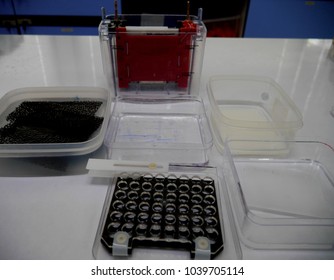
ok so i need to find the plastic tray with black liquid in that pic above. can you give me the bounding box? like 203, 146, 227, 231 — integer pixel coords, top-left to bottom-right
101, 173, 224, 259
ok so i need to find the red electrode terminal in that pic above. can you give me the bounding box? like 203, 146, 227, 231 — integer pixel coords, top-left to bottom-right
181, 0, 197, 32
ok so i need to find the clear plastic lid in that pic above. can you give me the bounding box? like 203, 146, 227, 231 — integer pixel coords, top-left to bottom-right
222, 140, 334, 259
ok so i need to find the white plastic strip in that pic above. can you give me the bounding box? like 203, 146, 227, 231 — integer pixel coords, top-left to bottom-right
125, 26, 179, 33
86, 159, 169, 177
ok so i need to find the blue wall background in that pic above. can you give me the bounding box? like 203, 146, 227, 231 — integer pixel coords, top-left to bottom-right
244, 0, 334, 38
0, 0, 121, 35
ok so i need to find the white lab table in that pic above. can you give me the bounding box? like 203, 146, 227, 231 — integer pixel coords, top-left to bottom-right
0, 35, 333, 259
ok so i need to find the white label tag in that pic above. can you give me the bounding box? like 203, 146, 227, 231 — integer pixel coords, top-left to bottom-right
86, 159, 169, 177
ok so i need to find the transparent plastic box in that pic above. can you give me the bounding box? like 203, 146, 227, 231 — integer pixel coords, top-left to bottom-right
104, 95, 213, 165
207, 76, 303, 155
0, 87, 110, 157
99, 13, 206, 96
91, 165, 229, 260
222, 140, 334, 259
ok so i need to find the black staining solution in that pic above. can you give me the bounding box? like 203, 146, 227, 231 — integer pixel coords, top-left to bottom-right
0, 101, 103, 144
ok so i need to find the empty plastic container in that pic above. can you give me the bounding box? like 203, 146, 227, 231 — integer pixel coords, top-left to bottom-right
104, 95, 213, 165
207, 75, 303, 154
222, 140, 334, 259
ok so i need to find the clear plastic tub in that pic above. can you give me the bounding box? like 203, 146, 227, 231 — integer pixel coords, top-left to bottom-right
207, 76, 303, 155
104, 95, 213, 165
92, 165, 228, 260
99, 13, 206, 96
0, 87, 110, 157
222, 140, 334, 259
